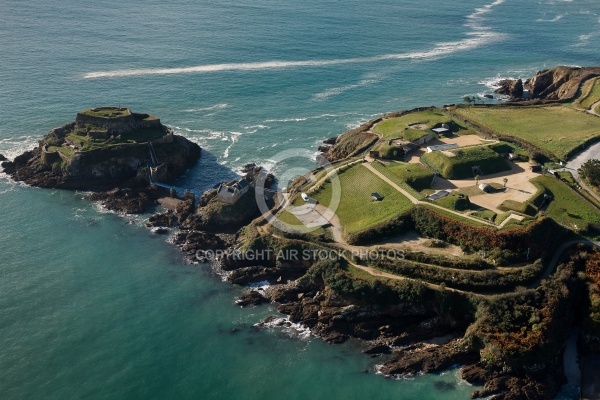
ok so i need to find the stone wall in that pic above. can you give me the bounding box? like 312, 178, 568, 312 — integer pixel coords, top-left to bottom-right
75, 109, 163, 135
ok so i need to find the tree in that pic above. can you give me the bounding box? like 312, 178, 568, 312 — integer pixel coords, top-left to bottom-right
475, 175, 480, 185
503, 177, 508, 187
579, 159, 600, 187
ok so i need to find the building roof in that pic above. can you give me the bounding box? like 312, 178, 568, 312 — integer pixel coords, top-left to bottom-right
426, 143, 459, 152
371, 192, 384, 201
431, 127, 450, 134
428, 190, 449, 200
236, 179, 250, 189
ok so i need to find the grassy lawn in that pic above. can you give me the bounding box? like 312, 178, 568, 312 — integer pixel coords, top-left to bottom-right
371, 161, 434, 192
421, 146, 510, 179
453, 105, 600, 159
311, 164, 415, 235
575, 77, 600, 110
79, 107, 130, 118
372, 109, 478, 140
434, 192, 480, 211
531, 175, 600, 231
65, 127, 166, 152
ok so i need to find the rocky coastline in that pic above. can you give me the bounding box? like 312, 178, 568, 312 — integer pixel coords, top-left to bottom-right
4, 68, 600, 400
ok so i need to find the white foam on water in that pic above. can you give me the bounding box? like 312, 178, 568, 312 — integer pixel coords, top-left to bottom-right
313, 78, 379, 101
254, 316, 312, 340
83, 0, 506, 80
183, 103, 229, 112
536, 14, 564, 22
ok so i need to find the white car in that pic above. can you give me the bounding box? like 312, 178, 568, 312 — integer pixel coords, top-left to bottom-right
301, 193, 310, 202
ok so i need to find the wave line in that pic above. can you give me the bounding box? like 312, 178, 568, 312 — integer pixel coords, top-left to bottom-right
83, 0, 506, 80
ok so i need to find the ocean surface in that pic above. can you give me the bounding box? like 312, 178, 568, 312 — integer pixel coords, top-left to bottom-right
1, 1, 599, 398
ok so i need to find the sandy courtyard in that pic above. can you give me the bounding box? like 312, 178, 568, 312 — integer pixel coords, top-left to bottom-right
431, 161, 540, 213
406, 135, 494, 164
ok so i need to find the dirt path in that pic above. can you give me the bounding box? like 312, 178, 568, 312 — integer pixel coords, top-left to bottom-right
363, 162, 496, 227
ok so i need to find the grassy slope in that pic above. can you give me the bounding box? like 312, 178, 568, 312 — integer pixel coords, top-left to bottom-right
311, 164, 414, 235
531, 175, 600, 230
576, 77, 600, 109
453, 105, 600, 160
421, 146, 510, 179
371, 161, 434, 191
372, 109, 478, 140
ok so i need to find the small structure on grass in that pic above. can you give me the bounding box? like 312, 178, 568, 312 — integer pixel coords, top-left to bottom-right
530, 165, 543, 173
479, 183, 494, 193
428, 190, 450, 200
426, 143, 459, 152
371, 192, 384, 201
431, 126, 451, 136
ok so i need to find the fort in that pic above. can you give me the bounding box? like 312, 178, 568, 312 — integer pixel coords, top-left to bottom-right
3, 107, 200, 190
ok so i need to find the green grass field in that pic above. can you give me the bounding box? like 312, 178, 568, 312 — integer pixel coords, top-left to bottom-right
434, 192, 479, 211
311, 164, 415, 235
531, 175, 600, 231
372, 109, 478, 140
421, 146, 510, 179
453, 105, 600, 159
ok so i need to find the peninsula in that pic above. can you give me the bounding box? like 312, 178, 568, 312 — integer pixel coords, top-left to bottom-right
4, 67, 600, 400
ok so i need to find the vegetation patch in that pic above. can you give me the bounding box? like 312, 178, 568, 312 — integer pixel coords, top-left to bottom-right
453, 105, 600, 160
575, 77, 600, 110
410, 206, 564, 262
371, 161, 434, 191
372, 109, 478, 139
434, 192, 478, 212
310, 164, 414, 237
421, 146, 510, 179
531, 175, 600, 232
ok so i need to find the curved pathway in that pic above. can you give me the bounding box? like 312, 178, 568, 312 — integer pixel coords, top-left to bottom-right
362, 162, 497, 227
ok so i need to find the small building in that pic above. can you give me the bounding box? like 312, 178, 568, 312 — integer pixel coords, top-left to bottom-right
479, 183, 494, 193
217, 178, 250, 204
412, 133, 435, 146
371, 192, 384, 201
401, 143, 420, 154
426, 143, 459, 153
431, 127, 451, 136
530, 165, 543, 173
428, 190, 449, 200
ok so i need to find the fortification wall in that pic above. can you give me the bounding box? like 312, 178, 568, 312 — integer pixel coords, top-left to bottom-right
75, 110, 163, 135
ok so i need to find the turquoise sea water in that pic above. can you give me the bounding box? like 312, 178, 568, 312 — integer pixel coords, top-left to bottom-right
1, 1, 599, 398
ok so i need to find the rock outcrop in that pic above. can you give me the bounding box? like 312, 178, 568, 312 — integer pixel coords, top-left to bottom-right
2, 107, 201, 191
495, 66, 600, 102
495, 79, 523, 98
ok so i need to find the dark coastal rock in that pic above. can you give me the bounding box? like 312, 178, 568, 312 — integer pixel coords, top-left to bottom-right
175, 198, 195, 223
483, 94, 494, 99
0, 154, 6, 162
322, 136, 338, 145
318, 145, 331, 153
377, 340, 478, 377
235, 290, 269, 307
363, 344, 392, 355
86, 187, 155, 214
147, 211, 179, 228
495, 79, 524, 98
173, 230, 226, 253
